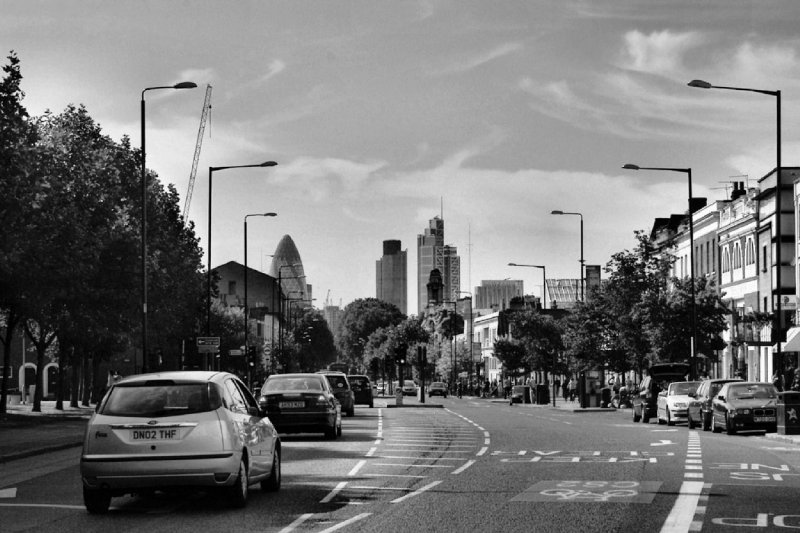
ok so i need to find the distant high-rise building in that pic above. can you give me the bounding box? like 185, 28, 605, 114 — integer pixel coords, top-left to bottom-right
269, 235, 311, 303
376, 240, 407, 314
475, 280, 524, 310
417, 216, 460, 313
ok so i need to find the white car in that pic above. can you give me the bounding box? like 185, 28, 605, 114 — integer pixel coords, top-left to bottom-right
401, 381, 418, 396
657, 380, 701, 426
80, 371, 281, 513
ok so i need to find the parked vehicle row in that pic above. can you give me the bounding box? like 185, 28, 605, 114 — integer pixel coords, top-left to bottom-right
631, 366, 779, 435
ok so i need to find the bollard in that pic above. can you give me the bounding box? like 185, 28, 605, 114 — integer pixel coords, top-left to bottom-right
395, 387, 403, 407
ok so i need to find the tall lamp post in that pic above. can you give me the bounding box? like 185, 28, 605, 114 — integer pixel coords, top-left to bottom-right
443, 300, 458, 389
689, 79, 783, 375
206, 161, 278, 337
140, 81, 197, 372
508, 263, 547, 309
623, 164, 697, 380
509, 263, 555, 406
550, 211, 584, 302
457, 291, 474, 390
244, 212, 277, 387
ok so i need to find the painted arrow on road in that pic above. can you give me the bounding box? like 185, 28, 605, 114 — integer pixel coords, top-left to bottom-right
0, 488, 17, 498
650, 440, 674, 446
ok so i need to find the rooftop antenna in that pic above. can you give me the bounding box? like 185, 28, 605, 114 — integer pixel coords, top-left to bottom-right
730, 174, 749, 188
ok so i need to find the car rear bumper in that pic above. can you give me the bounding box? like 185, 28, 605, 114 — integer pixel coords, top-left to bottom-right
80, 452, 240, 490
268, 412, 336, 433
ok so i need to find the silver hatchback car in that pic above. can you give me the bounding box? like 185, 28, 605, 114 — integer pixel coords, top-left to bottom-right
80, 371, 281, 513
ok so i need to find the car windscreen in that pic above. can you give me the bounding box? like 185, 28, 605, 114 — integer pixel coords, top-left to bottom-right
325, 375, 349, 390
100, 381, 220, 417
727, 384, 777, 400
263, 377, 324, 393
669, 382, 699, 396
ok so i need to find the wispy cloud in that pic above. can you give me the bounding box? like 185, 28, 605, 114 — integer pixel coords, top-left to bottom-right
617, 29, 701, 75
258, 59, 286, 84
439, 42, 523, 75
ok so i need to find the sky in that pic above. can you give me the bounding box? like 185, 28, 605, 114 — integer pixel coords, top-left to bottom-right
4, 0, 800, 313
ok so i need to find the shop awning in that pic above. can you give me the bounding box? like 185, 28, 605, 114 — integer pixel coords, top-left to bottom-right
781, 327, 800, 352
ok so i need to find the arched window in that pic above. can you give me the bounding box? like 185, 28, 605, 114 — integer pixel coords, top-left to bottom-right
722, 247, 731, 273
733, 242, 742, 269
745, 238, 756, 265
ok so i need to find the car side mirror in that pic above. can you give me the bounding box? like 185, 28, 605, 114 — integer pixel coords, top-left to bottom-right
717, 395, 725, 401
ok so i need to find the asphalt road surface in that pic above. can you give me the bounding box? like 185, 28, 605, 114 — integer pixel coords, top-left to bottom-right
2, 398, 799, 532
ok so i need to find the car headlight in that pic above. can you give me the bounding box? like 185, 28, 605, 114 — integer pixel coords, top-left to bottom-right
738, 408, 750, 415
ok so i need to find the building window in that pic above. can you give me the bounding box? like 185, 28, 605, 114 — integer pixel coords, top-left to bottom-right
228, 281, 236, 295
762, 245, 768, 273
722, 247, 730, 273
745, 238, 756, 265
733, 242, 742, 269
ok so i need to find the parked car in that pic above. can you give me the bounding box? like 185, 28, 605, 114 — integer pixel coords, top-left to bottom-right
633, 363, 690, 423
317, 371, 355, 416
510, 385, 527, 404
401, 381, 418, 396
428, 382, 448, 397
687, 378, 743, 430
258, 373, 342, 438
657, 380, 700, 426
711, 381, 779, 435
80, 371, 281, 514
347, 374, 374, 408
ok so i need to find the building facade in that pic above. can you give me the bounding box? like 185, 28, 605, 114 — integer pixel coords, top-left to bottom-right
474, 280, 523, 310
376, 239, 407, 314
417, 216, 461, 313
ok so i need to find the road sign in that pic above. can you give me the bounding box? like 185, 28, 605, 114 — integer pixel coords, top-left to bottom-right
197, 337, 220, 354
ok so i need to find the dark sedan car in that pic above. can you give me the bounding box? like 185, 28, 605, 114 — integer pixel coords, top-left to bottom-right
258, 373, 341, 439
711, 381, 779, 435
316, 371, 355, 417
687, 378, 742, 430
347, 375, 374, 408
428, 382, 448, 398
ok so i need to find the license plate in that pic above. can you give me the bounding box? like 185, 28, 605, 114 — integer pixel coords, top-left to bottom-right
754, 416, 775, 423
130, 428, 179, 441
279, 401, 304, 409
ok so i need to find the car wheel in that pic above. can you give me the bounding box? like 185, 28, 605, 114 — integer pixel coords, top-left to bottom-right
712, 414, 722, 433
226, 458, 249, 508
325, 422, 337, 439
368, 401, 373, 408
642, 411, 650, 424
667, 411, 675, 426
83, 486, 111, 514
726, 415, 736, 435
702, 412, 711, 432
261, 447, 281, 492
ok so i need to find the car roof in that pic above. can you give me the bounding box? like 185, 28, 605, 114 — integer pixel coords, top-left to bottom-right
117, 371, 231, 385
316, 371, 347, 376
647, 363, 690, 377
347, 374, 369, 379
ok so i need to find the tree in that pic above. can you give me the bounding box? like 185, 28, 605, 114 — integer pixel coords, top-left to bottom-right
0, 52, 39, 412
291, 307, 336, 372
337, 298, 404, 369
504, 309, 563, 379
493, 338, 529, 378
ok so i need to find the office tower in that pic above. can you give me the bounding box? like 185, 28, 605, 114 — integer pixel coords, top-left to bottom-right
376, 240, 407, 315
417, 216, 461, 313
475, 280, 524, 310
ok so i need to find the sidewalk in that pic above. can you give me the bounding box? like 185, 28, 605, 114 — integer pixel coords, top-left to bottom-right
1, 400, 93, 462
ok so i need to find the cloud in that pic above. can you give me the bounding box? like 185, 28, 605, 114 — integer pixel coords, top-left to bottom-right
438, 42, 523, 75
617, 29, 701, 75
258, 59, 286, 84
177, 68, 215, 86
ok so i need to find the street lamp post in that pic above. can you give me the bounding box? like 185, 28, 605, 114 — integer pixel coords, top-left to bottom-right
457, 291, 473, 391
206, 161, 278, 338
550, 211, 584, 302
244, 212, 277, 387
443, 300, 458, 390
140, 81, 196, 373
623, 164, 697, 380
689, 79, 783, 375
508, 263, 555, 406
508, 263, 547, 309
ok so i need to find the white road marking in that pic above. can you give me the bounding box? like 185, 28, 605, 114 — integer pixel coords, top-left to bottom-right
320, 481, 348, 503
348, 460, 366, 476
0, 503, 85, 510
651, 440, 674, 446
390, 480, 442, 503
318, 513, 371, 533
452, 460, 475, 474
477, 446, 488, 456
0, 488, 17, 498
660, 481, 705, 533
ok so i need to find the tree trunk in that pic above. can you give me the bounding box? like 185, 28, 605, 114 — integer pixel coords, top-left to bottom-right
81, 351, 91, 406
0, 309, 21, 415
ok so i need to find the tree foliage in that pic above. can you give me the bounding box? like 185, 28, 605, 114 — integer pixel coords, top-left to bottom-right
336, 298, 405, 369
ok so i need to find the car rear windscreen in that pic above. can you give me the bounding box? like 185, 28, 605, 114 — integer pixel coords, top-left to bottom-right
263, 377, 324, 392
100, 382, 219, 417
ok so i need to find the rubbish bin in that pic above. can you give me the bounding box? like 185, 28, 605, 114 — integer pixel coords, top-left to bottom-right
521, 385, 532, 404
535, 384, 549, 405
777, 391, 800, 435
601, 387, 612, 408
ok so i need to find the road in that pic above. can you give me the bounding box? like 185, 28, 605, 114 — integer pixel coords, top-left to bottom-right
2, 397, 799, 532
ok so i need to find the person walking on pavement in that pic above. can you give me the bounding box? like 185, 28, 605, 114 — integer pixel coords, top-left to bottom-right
457, 381, 463, 399
568, 377, 577, 402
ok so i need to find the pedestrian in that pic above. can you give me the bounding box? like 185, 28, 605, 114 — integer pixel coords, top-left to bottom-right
772, 370, 784, 392
457, 381, 463, 399
568, 377, 577, 402
562, 380, 569, 402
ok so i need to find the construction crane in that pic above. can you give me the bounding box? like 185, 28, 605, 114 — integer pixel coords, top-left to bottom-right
182, 84, 212, 220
